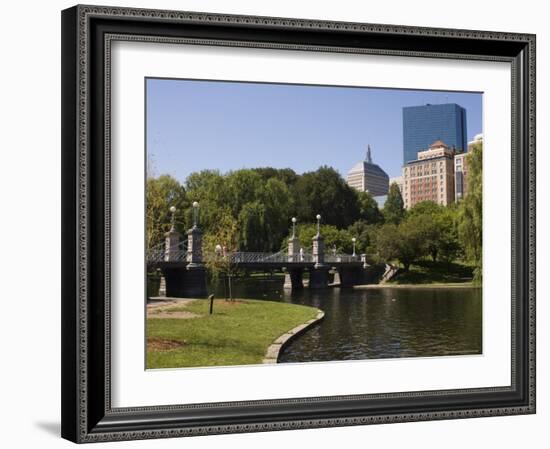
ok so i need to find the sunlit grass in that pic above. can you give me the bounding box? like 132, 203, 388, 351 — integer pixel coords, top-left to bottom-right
147, 299, 318, 369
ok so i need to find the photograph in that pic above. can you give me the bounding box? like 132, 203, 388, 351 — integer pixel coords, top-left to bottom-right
58, 3, 536, 443
145, 78, 483, 369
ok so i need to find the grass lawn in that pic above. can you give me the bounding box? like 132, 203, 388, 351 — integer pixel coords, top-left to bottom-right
388, 260, 475, 285
147, 299, 319, 369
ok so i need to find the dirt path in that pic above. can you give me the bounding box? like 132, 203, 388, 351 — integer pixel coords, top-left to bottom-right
147, 298, 199, 319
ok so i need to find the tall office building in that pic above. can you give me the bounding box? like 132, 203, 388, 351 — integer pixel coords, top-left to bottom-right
454, 152, 468, 202
402, 103, 467, 164
402, 140, 456, 209
346, 145, 389, 197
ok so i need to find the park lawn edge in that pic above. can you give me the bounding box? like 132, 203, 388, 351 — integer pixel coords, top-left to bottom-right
146, 298, 321, 369
262, 310, 325, 364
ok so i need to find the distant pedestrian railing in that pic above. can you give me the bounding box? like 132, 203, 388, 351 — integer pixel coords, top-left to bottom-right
222, 251, 290, 264
325, 253, 360, 263
146, 240, 188, 262
147, 246, 370, 265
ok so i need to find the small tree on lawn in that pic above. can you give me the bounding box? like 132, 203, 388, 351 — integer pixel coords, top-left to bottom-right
203, 211, 240, 301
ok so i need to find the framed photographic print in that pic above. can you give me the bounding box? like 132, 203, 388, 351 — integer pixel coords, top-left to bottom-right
61, 4, 536, 443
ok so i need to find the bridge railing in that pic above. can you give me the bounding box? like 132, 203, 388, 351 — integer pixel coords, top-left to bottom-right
146, 240, 188, 262
147, 247, 372, 265
285, 252, 314, 263
226, 251, 292, 264
202, 251, 315, 264
325, 253, 361, 263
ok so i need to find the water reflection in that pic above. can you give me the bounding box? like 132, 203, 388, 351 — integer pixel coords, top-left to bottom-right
210, 277, 482, 363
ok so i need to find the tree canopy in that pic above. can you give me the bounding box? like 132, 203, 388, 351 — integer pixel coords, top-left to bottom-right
383, 182, 405, 224
146, 154, 481, 280
292, 166, 360, 228
146, 175, 189, 248
458, 142, 483, 281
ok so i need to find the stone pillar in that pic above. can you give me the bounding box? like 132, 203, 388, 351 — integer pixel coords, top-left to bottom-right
158, 275, 167, 297
184, 225, 207, 297
283, 268, 304, 290
331, 269, 341, 286
164, 228, 181, 261
312, 233, 325, 268
186, 226, 203, 267
287, 236, 301, 263
310, 227, 329, 288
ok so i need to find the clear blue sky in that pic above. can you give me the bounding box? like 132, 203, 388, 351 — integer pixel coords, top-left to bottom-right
146, 78, 482, 181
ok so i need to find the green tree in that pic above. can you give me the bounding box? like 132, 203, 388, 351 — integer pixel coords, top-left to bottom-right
146, 175, 188, 249
184, 170, 229, 232
383, 182, 405, 224
290, 223, 353, 254
408, 201, 444, 262
375, 219, 428, 271
258, 178, 294, 251
408, 200, 441, 218
434, 206, 462, 263
347, 220, 378, 254
357, 191, 384, 224
238, 201, 267, 251
458, 143, 483, 282
403, 201, 462, 263
225, 169, 264, 217
203, 211, 240, 300
292, 166, 360, 228
374, 223, 400, 263
252, 167, 299, 186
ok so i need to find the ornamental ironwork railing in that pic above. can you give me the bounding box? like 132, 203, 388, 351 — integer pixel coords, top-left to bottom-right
146, 240, 188, 262
147, 246, 370, 265
325, 253, 361, 263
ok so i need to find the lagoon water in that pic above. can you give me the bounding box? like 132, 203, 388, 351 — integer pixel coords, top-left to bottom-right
213, 277, 482, 363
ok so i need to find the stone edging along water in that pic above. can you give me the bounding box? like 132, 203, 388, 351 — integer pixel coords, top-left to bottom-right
262, 310, 325, 364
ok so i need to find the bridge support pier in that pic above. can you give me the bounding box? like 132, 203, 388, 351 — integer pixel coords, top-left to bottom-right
182, 266, 208, 298
339, 267, 364, 287
330, 269, 341, 287
283, 268, 303, 290
162, 267, 186, 298
160, 266, 208, 298
309, 267, 329, 289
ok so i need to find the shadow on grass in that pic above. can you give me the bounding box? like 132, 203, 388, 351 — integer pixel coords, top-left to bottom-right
391, 260, 474, 284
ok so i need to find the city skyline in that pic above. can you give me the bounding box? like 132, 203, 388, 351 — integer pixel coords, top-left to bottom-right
146, 78, 482, 182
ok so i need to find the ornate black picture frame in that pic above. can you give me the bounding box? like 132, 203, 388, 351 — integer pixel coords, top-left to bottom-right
61, 4, 536, 443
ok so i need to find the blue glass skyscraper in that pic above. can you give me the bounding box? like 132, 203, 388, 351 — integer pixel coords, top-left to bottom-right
402, 103, 467, 164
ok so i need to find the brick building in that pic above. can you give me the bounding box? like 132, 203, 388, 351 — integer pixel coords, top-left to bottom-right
402, 140, 456, 209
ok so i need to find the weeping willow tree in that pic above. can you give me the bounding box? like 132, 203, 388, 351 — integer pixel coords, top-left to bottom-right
458, 142, 483, 283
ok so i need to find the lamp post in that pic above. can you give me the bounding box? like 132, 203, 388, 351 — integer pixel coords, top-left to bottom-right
214, 244, 226, 300
352, 237, 357, 257
192, 201, 199, 228
316, 214, 321, 235
291, 217, 297, 238
169, 205, 177, 231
